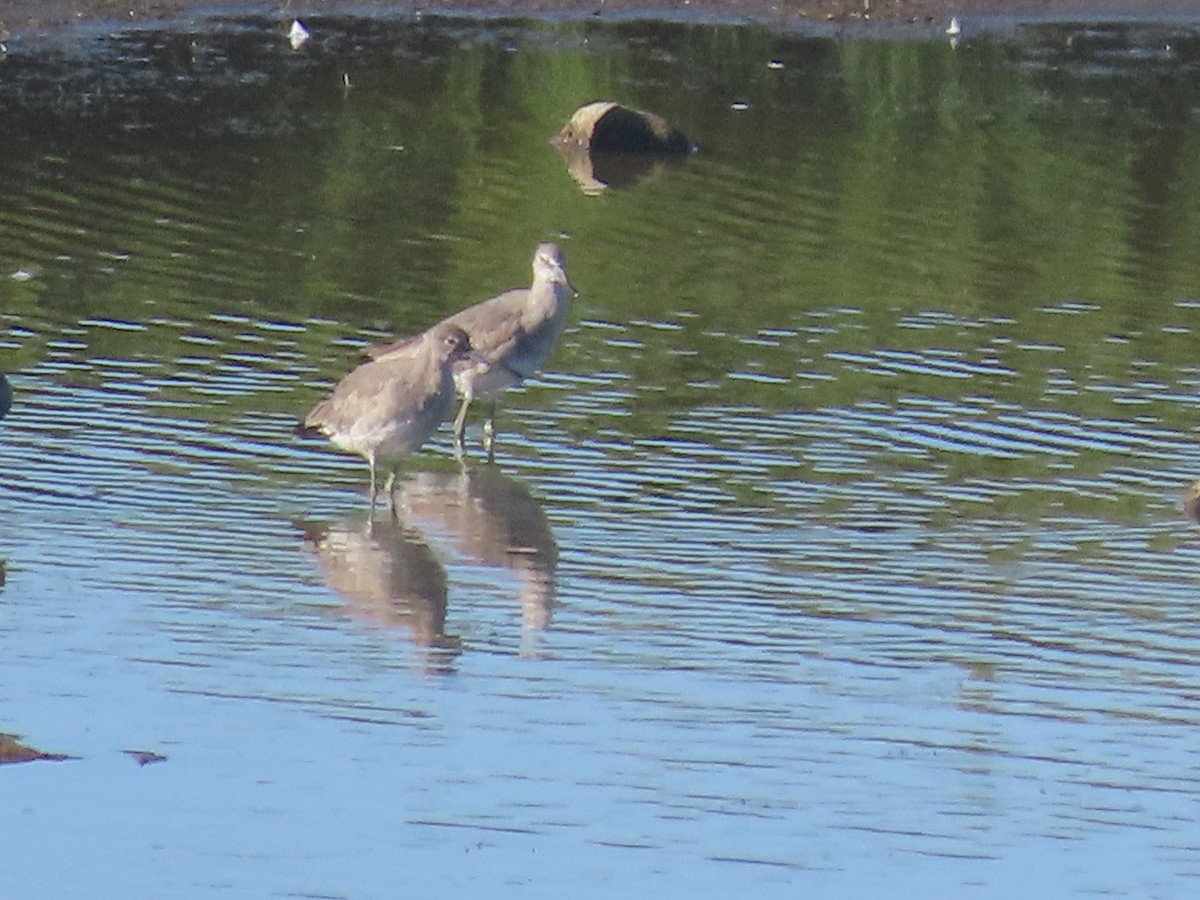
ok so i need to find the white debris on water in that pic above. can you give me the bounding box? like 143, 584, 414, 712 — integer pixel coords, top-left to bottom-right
288, 19, 310, 51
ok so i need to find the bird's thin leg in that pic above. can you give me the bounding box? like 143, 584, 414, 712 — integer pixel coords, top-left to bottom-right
483, 400, 498, 463
388, 472, 403, 521
368, 452, 378, 510
452, 392, 473, 454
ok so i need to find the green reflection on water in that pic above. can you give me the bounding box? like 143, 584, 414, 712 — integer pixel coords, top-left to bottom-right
1, 15, 1198, 468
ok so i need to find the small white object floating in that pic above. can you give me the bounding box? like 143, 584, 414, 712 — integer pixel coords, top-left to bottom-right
946, 17, 962, 38
288, 19, 310, 51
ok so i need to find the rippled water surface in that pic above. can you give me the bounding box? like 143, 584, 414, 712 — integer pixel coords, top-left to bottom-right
3, 11, 1200, 898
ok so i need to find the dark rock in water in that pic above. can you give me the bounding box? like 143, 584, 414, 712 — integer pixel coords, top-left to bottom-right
552, 102, 692, 194
124, 749, 168, 766
0, 732, 69, 765
552, 101, 691, 155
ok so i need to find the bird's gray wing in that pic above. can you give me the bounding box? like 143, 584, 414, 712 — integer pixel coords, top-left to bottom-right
305, 345, 440, 436
364, 331, 420, 361
449, 289, 531, 360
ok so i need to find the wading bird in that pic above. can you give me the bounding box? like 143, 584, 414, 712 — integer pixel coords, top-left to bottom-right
300, 322, 477, 505
368, 243, 578, 460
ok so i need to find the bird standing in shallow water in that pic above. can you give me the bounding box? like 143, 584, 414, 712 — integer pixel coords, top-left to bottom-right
300, 321, 477, 506
0, 373, 10, 420
369, 243, 578, 461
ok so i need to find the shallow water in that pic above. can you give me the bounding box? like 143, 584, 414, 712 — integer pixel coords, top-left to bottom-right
2, 11, 1200, 898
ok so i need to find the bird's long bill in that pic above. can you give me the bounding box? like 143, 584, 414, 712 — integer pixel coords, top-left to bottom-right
546, 253, 579, 298
463, 348, 491, 370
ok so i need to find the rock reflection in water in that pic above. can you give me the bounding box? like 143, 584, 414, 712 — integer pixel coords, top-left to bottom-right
553, 143, 690, 195
296, 514, 460, 661
400, 467, 557, 654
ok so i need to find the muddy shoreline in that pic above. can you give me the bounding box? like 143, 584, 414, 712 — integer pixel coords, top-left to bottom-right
2, 0, 1199, 38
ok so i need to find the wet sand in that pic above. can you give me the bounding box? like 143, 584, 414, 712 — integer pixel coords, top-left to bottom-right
2, 0, 1198, 37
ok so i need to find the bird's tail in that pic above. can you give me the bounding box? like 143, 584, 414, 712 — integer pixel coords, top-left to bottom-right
294, 421, 326, 439
296, 396, 336, 439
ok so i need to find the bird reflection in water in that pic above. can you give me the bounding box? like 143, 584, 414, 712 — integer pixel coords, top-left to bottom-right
297, 467, 557, 660
296, 514, 461, 670
399, 466, 558, 657
1, 373, 10, 591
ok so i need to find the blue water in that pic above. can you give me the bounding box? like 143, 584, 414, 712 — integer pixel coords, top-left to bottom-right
3, 10, 1200, 899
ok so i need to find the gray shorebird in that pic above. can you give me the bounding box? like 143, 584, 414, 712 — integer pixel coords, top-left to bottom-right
368, 243, 578, 459
299, 321, 476, 504
0, 373, 10, 420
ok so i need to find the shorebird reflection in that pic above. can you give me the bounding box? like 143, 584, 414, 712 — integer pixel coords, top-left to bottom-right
296, 514, 459, 658
0, 372, 11, 420
399, 467, 557, 650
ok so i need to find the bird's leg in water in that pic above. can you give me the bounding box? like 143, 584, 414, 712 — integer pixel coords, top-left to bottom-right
483, 401, 498, 463
452, 392, 473, 456
367, 452, 379, 510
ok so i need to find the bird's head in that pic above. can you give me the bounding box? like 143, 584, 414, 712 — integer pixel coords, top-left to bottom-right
533, 242, 578, 298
